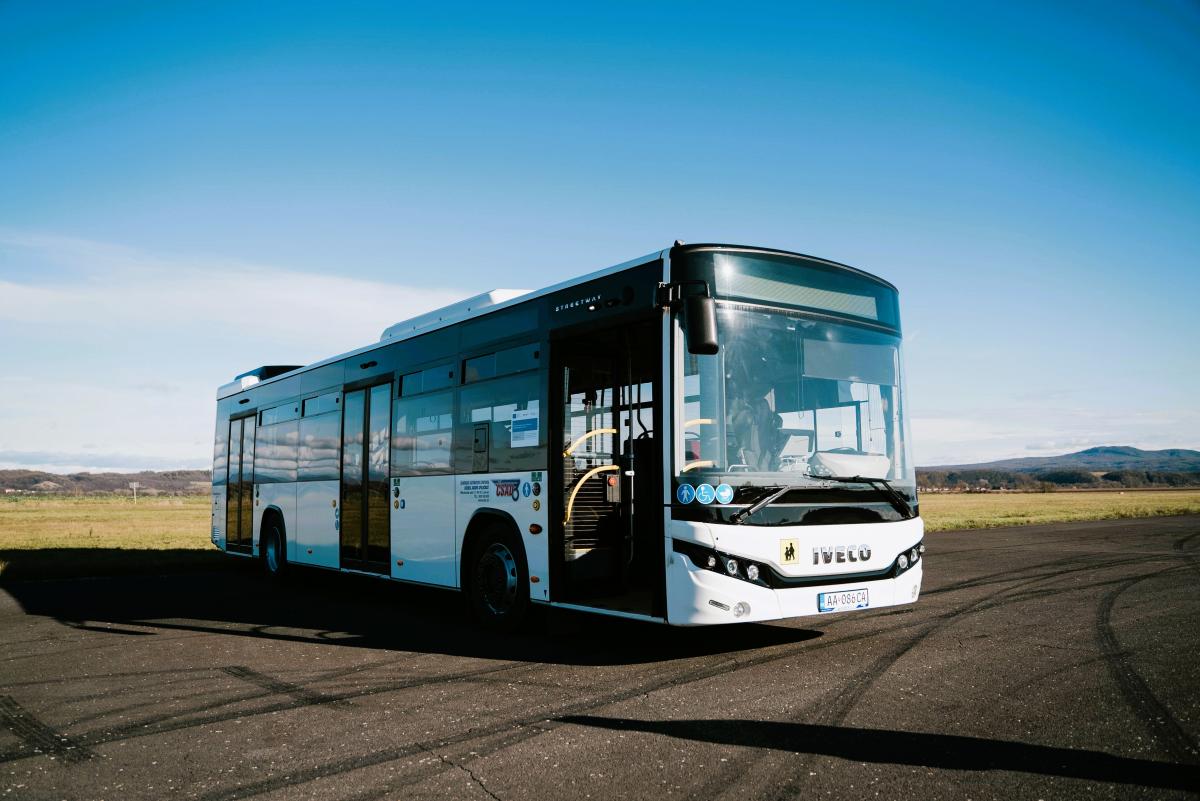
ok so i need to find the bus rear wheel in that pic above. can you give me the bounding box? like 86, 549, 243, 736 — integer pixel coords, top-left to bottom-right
262, 518, 288, 579
466, 527, 529, 631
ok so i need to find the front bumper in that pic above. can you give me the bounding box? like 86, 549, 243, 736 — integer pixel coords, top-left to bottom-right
664, 516, 925, 625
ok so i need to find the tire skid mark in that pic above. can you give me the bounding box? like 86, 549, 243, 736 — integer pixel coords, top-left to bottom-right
975, 564, 1187, 616
1175, 530, 1200, 549
3, 538, 1187, 795
0, 651, 421, 691
0, 695, 94, 765
1172, 530, 1200, 575
922, 551, 1156, 598
199, 552, 1143, 801
221, 665, 352, 710
927, 528, 1156, 556
0, 553, 1136, 771
5, 616, 831, 765
0, 628, 205, 664
805, 552, 1131, 639
345, 722, 562, 801
182, 626, 902, 800
10, 655, 448, 732
145, 558, 1105, 789
185, 645, 840, 801
0, 659, 533, 764
1096, 565, 1200, 763
711, 552, 1157, 800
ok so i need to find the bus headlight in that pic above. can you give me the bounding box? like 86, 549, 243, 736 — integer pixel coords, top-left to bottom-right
672, 541, 769, 587
893, 540, 924, 578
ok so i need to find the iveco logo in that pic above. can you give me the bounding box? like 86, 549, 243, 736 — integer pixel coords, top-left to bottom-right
813, 544, 872, 565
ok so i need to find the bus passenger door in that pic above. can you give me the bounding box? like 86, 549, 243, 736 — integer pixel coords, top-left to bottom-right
225, 417, 254, 554
341, 383, 392, 572
552, 319, 663, 617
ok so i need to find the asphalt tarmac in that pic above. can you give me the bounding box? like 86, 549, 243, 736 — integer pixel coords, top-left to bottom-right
1, 515, 1198, 800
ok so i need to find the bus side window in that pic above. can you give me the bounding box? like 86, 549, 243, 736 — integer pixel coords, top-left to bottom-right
391, 390, 454, 476
456, 372, 544, 475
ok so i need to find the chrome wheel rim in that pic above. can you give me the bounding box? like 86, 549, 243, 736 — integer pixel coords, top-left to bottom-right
477, 543, 518, 615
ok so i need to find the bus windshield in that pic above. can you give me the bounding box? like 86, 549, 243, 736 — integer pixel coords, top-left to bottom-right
677, 304, 915, 498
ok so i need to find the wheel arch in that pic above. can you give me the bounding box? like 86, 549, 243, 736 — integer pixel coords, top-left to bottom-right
460, 508, 523, 589
259, 505, 287, 553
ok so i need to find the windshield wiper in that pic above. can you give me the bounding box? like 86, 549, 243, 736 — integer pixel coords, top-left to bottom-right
730, 485, 799, 525
728, 477, 916, 524
818, 476, 916, 520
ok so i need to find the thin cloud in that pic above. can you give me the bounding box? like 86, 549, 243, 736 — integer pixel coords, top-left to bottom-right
0, 228, 467, 349
0, 449, 209, 472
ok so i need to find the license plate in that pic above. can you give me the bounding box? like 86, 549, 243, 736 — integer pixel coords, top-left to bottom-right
818, 588, 870, 613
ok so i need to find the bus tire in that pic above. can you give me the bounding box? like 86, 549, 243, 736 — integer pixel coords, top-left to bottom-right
465, 524, 529, 631
261, 514, 288, 579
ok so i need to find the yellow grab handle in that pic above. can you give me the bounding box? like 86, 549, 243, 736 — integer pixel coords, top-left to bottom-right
564, 464, 620, 522
563, 427, 617, 457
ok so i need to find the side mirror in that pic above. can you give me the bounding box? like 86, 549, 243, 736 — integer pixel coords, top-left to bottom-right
685, 294, 719, 355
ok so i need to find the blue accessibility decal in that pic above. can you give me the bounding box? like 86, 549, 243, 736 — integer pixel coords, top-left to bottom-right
714, 483, 734, 504
695, 483, 716, 504
676, 483, 696, 504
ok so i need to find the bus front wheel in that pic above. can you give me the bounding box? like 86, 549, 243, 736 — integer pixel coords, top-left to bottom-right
466, 526, 529, 631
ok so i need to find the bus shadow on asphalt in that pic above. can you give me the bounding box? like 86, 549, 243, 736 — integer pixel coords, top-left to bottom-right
0, 554, 822, 666
556, 716, 1200, 792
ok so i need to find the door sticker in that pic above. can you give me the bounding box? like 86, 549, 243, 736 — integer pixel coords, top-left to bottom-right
493, 479, 522, 503
511, 409, 539, 448
714, 483, 734, 504
695, 484, 716, 505
676, 484, 696, 504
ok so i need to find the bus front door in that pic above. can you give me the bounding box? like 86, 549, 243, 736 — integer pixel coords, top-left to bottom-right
553, 319, 664, 617
340, 383, 392, 572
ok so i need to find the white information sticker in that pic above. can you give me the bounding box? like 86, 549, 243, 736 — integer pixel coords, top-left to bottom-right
511, 409, 539, 448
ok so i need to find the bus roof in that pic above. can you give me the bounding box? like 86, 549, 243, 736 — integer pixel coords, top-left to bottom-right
217, 246, 668, 399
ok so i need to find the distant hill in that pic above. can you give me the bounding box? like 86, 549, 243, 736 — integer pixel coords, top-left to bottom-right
0, 469, 211, 495
922, 446, 1200, 473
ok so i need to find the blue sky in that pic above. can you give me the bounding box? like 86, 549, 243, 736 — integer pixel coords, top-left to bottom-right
1, 1, 1197, 471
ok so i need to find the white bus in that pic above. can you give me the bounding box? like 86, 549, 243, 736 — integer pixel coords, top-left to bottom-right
212, 243, 922, 628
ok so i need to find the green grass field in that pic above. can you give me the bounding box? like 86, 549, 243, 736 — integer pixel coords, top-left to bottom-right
0, 495, 219, 580
919, 489, 1200, 532
2, 490, 1199, 579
